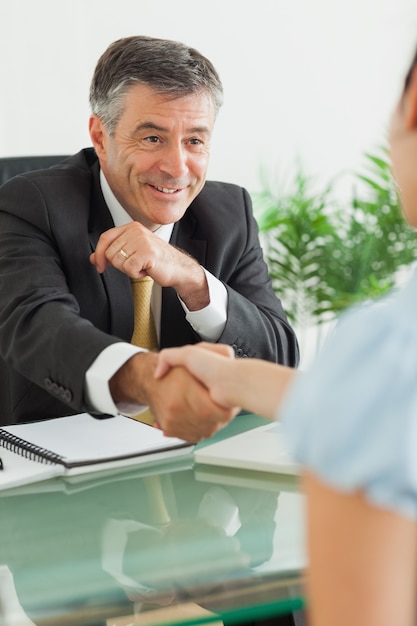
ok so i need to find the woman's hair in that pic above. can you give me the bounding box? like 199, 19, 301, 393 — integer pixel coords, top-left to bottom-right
89, 35, 224, 134
404, 45, 417, 91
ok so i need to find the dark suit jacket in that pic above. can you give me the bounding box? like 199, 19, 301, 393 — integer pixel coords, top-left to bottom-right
0, 148, 299, 424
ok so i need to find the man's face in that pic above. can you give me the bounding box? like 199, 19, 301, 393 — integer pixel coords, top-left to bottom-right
90, 83, 216, 231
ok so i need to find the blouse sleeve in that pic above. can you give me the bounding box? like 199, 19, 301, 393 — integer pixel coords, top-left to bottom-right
280, 280, 417, 519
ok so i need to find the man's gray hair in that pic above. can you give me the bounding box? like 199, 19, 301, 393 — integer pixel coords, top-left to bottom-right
89, 35, 224, 134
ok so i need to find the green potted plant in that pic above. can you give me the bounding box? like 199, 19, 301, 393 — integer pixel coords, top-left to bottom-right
253, 147, 417, 336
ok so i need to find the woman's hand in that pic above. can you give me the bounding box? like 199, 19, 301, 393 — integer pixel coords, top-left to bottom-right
154, 342, 241, 411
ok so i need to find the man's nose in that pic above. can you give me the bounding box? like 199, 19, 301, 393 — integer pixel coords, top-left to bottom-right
159, 144, 189, 178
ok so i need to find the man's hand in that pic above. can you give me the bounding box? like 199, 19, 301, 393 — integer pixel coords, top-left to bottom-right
109, 352, 238, 442
90, 223, 209, 311
155, 342, 240, 410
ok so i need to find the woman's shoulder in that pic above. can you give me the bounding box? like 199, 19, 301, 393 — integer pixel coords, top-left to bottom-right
281, 273, 417, 517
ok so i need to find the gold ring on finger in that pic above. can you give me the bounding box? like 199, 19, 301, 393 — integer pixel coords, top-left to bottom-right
119, 248, 130, 260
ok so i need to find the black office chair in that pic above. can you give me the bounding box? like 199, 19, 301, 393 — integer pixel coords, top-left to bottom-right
0, 155, 68, 186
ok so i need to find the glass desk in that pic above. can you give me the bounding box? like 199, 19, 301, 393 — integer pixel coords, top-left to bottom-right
0, 414, 306, 626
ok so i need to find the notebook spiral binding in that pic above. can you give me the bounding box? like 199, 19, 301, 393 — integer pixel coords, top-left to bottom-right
0, 430, 65, 465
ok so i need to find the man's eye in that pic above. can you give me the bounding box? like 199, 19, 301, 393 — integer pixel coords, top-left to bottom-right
189, 138, 203, 145
144, 136, 160, 143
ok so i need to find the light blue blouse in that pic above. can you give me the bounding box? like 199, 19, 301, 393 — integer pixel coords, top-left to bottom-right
281, 269, 417, 519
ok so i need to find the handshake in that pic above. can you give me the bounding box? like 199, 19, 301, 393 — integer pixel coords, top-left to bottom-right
153, 342, 241, 443
110, 341, 293, 444
151, 342, 293, 443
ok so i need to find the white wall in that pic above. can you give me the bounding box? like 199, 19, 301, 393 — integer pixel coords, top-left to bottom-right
1, 0, 416, 193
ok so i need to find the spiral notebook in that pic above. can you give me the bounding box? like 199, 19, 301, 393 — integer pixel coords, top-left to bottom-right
0, 413, 193, 491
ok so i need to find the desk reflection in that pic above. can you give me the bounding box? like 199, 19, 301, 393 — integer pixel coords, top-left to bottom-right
0, 457, 290, 625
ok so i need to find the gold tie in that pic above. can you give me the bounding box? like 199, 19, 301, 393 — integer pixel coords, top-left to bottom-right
130, 276, 158, 350
130, 276, 158, 425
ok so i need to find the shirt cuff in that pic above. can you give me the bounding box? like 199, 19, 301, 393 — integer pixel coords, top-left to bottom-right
179, 269, 227, 340
85, 343, 147, 416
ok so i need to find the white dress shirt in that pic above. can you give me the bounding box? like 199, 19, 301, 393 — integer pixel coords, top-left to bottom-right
85, 171, 228, 416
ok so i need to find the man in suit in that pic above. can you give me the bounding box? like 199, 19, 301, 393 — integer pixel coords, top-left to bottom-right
0, 35, 298, 436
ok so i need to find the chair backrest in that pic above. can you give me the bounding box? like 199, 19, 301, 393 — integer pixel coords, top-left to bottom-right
0, 155, 68, 186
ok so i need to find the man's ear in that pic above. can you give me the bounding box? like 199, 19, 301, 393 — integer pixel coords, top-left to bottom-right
89, 114, 107, 157
404, 65, 417, 129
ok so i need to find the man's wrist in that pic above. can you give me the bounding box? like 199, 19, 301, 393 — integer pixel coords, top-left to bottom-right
177, 263, 209, 311
109, 351, 158, 405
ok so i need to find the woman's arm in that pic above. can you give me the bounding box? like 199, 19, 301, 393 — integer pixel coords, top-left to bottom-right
303, 471, 417, 626
155, 342, 296, 419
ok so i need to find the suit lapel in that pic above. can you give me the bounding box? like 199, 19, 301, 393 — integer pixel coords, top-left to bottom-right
170, 210, 207, 265
88, 163, 134, 341
160, 212, 207, 348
